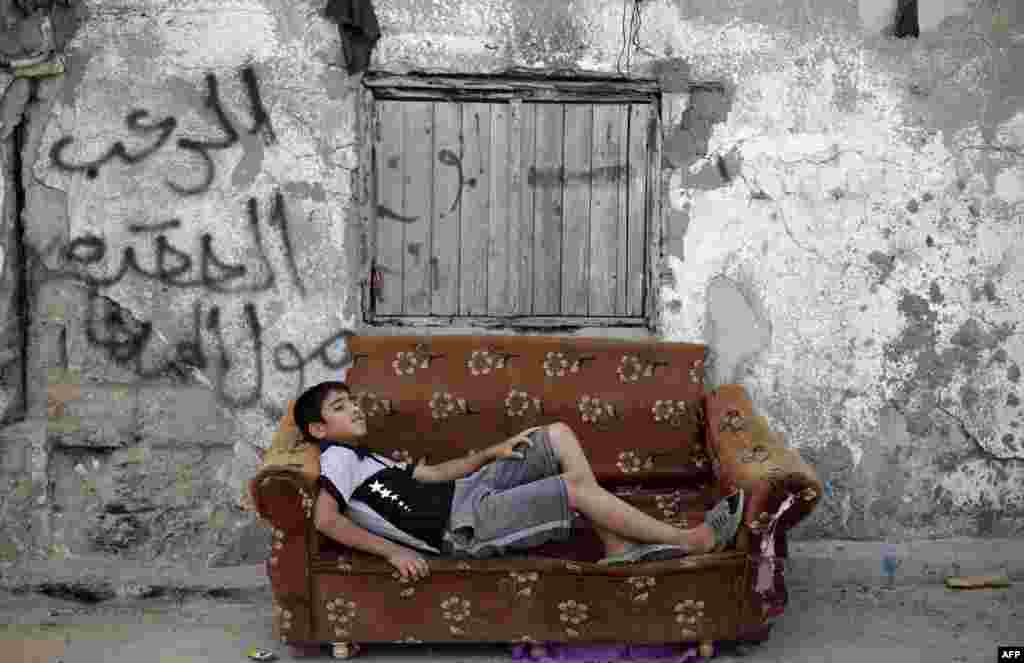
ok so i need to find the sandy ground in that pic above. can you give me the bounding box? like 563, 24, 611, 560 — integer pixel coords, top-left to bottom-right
1, 580, 1020, 663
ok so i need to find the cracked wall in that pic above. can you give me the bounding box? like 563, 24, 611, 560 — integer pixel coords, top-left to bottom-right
0, 0, 1022, 567
645, 0, 1024, 540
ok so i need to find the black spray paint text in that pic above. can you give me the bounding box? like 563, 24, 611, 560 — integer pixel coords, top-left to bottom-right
85, 291, 354, 410
63, 191, 306, 297
51, 66, 276, 195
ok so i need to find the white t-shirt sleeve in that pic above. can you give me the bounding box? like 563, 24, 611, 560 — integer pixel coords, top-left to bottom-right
319, 448, 360, 512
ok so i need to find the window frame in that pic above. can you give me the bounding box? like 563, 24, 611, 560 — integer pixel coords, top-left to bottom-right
357, 72, 664, 333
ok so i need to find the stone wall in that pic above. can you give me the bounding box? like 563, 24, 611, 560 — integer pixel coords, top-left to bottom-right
0, 0, 1021, 567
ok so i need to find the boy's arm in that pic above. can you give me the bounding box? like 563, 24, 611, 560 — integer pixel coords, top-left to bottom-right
314, 488, 408, 560
415, 449, 492, 483
416, 429, 541, 483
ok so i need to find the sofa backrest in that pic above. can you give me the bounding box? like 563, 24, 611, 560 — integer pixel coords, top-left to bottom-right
342, 334, 711, 488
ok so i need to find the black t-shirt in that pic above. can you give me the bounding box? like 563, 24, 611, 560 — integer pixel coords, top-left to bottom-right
318, 440, 457, 555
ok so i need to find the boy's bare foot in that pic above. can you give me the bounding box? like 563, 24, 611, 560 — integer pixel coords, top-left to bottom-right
604, 523, 718, 559
602, 540, 630, 557
667, 524, 715, 554
690, 524, 716, 554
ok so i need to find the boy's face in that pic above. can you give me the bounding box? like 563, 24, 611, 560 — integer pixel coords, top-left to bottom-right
307, 389, 366, 441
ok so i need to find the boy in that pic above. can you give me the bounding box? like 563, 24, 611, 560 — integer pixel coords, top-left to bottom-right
296, 381, 744, 583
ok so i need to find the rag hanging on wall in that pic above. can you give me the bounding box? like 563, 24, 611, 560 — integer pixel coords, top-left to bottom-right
322, 0, 380, 76
1, 1, 66, 78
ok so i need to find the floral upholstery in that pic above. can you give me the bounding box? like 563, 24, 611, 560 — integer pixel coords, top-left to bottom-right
248, 335, 822, 648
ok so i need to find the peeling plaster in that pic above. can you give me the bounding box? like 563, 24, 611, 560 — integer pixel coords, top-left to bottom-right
634, 3, 1024, 540
15, 0, 361, 526
665, 72, 1022, 473
704, 275, 772, 385
993, 167, 1024, 203
2, 0, 1022, 560
151, 0, 281, 71
918, 0, 971, 33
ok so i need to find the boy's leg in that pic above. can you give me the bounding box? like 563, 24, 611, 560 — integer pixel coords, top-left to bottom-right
547, 423, 713, 553
533, 424, 630, 556
568, 478, 713, 552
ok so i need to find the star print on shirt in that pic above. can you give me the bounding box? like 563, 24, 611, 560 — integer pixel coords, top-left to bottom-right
368, 479, 412, 511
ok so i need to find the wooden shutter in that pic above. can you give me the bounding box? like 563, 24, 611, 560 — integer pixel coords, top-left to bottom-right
369, 88, 654, 323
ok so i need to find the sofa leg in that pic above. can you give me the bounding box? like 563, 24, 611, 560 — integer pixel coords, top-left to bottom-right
331, 642, 361, 659
698, 641, 715, 659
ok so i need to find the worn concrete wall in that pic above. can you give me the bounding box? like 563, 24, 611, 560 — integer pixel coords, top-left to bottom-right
0, 0, 1021, 567
0, 0, 362, 565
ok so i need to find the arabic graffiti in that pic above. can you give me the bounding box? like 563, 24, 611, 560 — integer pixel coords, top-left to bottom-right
62, 191, 306, 297
437, 148, 477, 219
50, 110, 176, 178
83, 291, 354, 411
375, 148, 475, 222
239, 65, 277, 146
23, 234, 347, 419
376, 204, 419, 224
24, 64, 347, 419
50, 66, 276, 195
383, 150, 623, 222
527, 164, 629, 187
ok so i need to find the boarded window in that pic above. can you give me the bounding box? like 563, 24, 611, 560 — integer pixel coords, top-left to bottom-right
361, 75, 661, 329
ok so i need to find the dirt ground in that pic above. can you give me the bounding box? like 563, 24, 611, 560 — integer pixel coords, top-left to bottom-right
0, 580, 1019, 663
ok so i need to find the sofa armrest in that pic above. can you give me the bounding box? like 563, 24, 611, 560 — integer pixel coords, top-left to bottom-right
249, 467, 318, 531
250, 467, 369, 564
704, 384, 823, 554
248, 467, 320, 641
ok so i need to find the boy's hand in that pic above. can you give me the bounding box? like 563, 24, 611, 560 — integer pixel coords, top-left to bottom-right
485, 427, 540, 461
387, 549, 430, 582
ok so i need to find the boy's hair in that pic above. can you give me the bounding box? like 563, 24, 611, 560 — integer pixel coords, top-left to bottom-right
293, 380, 351, 442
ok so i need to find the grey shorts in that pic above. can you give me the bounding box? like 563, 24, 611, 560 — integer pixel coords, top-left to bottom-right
440, 426, 574, 559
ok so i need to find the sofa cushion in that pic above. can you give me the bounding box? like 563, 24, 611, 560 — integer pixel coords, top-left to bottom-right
341, 334, 712, 489
247, 399, 320, 517
259, 399, 320, 480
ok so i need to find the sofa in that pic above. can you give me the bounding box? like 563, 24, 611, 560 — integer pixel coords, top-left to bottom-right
248, 334, 823, 659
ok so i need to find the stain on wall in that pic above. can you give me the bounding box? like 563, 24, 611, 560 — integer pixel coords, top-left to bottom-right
0, 0, 1021, 566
